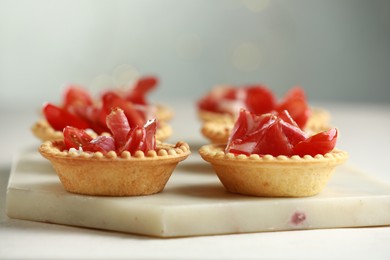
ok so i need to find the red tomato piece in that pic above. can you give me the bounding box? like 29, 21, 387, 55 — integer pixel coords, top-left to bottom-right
82, 135, 115, 154
120, 127, 146, 154
283, 86, 306, 100
126, 76, 158, 105
105, 108, 157, 154
63, 126, 93, 150
99, 92, 120, 127
279, 120, 307, 147
69, 104, 109, 134
102, 92, 146, 128
227, 109, 275, 149
143, 119, 157, 151
226, 110, 275, 155
252, 121, 293, 156
106, 108, 131, 150
277, 109, 298, 127
61, 86, 110, 134
221, 87, 237, 100
197, 86, 231, 112
63, 85, 93, 108
293, 128, 338, 157
198, 85, 277, 116
63, 126, 115, 154
245, 85, 276, 115
197, 95, 219, 112
43, 103, 90, 131
276, 87, 311, 129
197, 86, 242, 114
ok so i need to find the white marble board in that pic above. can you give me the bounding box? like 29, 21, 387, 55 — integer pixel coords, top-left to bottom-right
6, 146, 390, 237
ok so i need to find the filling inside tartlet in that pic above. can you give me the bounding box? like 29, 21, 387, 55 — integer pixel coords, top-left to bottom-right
197, 85, 311, 129
42, 76, 163, 135
225, 109, 338, 157
62, 108, 157, 155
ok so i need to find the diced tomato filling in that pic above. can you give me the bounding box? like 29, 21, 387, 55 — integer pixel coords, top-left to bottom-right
226, 109, 337, 157
245, 85, 276, 115
43, 76, 158, 134
198, 85, 310, 129
63, 85, 94, 108
275, 87, 311, 129
106, 106, 131, 149
63, 108, 157, 154
292, 128, 338, 157
82, 136, 116, 154
101, 92, 148, 128
43, 103, 90, 131
125, 76, 158, 105
63, 126, 94, 149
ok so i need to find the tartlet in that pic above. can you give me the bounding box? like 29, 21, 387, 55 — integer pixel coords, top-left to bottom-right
39, 140, 190, 196
199, 144, 348, 197
199, 109, 347, 197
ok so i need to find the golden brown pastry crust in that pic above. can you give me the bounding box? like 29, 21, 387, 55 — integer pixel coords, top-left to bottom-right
201, 121, 234, 144
199, 144, 348, 197
39, 141, 190, 196
156, 104, 174, 122
305, 107, 331, 133
198, 110, 235, 124
31, 120, 64, 141
156, 121, 173, 141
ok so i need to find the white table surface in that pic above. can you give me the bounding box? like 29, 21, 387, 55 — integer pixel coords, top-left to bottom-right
1, 100, 390, 260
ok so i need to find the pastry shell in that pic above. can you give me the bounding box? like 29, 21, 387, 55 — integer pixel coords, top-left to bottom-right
199, 144, 348, 197
198, 110, 235, 124
39, 140, 190, 196
201, 121, 234, 144
199, 108, 331, 144
155, 104, 174, 122
305, 107, 331, 133
32, 119, 172, 142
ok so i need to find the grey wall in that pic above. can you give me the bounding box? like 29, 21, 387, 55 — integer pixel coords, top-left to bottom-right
1, 0, 389, 109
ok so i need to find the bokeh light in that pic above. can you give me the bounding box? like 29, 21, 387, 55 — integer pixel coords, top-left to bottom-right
241, 0, 270, 13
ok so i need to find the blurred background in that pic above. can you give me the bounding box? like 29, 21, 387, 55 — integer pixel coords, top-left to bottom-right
1, 0, 390, 109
